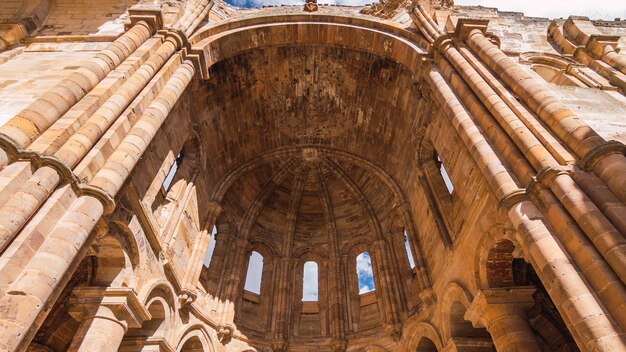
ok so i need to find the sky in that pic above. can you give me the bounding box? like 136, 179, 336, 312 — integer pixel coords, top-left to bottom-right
223, 0, 626, 20
357, 252, 376, 294
302, 261, 319, 301
245, 251, 264, 293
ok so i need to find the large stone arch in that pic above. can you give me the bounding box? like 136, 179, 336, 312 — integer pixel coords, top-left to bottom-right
176, 324, 216, 352
190, 14, 425, 80
403, 322, 444, 351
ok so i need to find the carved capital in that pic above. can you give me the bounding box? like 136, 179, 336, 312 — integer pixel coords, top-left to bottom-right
577, 140, 626, 171
454, 18, 489, 40
217, 324, 235, 345
271, 339, 289, 352
384, 323, 403, 342
465, 286, 536, 328
178, 288, 197, 306
126, 6, 164, 34
330, 339, 347, 352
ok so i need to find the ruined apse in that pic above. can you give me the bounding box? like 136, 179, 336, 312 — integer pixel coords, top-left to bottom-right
0, 0, 625, 351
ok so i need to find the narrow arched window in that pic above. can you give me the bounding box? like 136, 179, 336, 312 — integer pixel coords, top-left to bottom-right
302, 261, 319, 301
203, 226, 217, 268
404, 230, 416, 269
435, 154, 454, 194
244, 251, 263, 294
162, 151, 184, 192
356, 252, 375, 294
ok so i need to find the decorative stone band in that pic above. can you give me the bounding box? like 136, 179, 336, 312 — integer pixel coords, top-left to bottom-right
497, 165, 575, 215
0, 133, 116, 215
577, 140, 626, 171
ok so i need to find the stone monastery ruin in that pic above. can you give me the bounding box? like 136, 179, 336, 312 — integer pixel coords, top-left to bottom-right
0, 0, 625, 351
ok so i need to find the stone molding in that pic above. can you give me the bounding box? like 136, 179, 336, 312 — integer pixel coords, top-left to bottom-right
0, 133, 116, 214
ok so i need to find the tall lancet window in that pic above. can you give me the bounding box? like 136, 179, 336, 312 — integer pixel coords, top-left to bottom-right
203, 226, 217, 268
356, 252, 375, 294
244, 251, 264, 294
302, 261, 319, 301
436, 154, 454, 194
404, 230, 416, 269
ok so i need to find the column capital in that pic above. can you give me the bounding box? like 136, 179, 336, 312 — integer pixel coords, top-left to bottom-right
126, 6, 164, 34
454, 18, 489, 40
465, 286, 536, 328
69, 287, 151, 329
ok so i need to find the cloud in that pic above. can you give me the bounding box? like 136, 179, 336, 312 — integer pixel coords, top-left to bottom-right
356, 252, 375, 294
245, 251, 264, 294
223, 0, 625, 19
302, 261, 319, 301
454, 0, 626, 20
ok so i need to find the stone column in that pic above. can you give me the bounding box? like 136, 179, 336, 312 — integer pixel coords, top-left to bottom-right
68, 287, 150, 352
0, 195, 105, 351
425, 65, 626, 350
465, 287, 540, 352
465, 28, 626, 204
0, 20, 155, 149
180, 203, 222, 302
371, 239, 402, 341
271, 257, 291, 347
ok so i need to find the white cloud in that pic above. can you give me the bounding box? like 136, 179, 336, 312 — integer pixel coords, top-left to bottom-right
226, 0, 625, 19
356, 252, 375, 294
454, 0, 626, 20
245, 251, 264, 294
302, 261, 319, 301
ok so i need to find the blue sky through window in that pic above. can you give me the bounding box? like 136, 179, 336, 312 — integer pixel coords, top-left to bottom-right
404, 231, 416, 269
302, 261, 319, 301
356, 252, 375, 294
203, 226, 218, 267
245, 251, 264, 294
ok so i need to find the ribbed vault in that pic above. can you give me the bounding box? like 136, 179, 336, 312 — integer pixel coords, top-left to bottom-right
218, 147, 402, 256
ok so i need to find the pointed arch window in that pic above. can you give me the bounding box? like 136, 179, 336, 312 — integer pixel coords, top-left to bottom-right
356, 252, 375, 294
244, 251, 264, 294
404, 230, 416, 269
203, 226, 217, 268
302, 261, 319, 301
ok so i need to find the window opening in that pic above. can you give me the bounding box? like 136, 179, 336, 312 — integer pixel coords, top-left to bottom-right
203, 226, 217, 268
356, 252, 375, 294
302, 261, 319, 301
436, 155, 454, 194
244, 251, 263, 294
162, 152, 184, 192
404, 230, 416, 269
